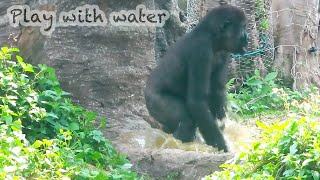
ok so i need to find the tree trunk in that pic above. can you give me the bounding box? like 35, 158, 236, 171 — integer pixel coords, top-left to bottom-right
272, 0, 320, 89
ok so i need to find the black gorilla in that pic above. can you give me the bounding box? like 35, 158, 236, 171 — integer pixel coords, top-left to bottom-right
144, 5, 248, 152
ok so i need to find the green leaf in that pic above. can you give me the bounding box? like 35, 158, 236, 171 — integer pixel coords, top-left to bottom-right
85, 112, 97, 121
288, 121, 299, 134
5, 115, 13, 125
121, 163, 133, 170
254, 69, 260, 76
16, 55, 23, 63
289, 143, 298, 155
302, 159, 312, 167
252, 142, 261, 151
279, 136, 291, 145
7, 48, 20, 53
100, 118, 107, 129
11, 120, 22, 131
256, 121, 268, 129
24, 64, 34, 72
112, 175, 124, 179
264, 72, 278, 82
38, 64, 48, 71
17, 55, 27, 71
33, 140, 43, 148
246, 79, 263, 86
79, 169, 91, 178
69, 122, 80, 131
313, 171, 320, 180
261, 86, 270, 94
283, 169, 294, 176
42, 90, 58, 99
1, 47, 8, 54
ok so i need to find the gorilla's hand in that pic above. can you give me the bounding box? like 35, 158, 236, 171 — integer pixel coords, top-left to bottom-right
216, 107, 226, 120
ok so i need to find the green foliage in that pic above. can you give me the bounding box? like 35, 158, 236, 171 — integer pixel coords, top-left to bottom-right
228, 70, 283, 116
228, 70, 319, 117
205, 118, 320, 179
255, 0, 269, 31
0, 47, 138, 179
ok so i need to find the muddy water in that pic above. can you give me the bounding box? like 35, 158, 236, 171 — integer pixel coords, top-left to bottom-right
118, 119, 258, 153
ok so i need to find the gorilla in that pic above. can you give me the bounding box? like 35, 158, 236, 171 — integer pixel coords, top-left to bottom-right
144, 5, 248, 152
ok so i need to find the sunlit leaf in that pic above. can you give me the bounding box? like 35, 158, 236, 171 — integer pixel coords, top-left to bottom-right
69, 122, 80, 131
289, 143, 298, 155
264, 72, 278, 82
247, 79, 263, 86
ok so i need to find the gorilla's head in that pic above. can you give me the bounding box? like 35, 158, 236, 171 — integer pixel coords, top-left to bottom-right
223, 16, 248, 55
203, 5, 248, 54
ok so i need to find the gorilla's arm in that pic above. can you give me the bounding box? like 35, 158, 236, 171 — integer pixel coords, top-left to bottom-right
208, 53, 229, 120
185, 49, 228, 152
209, 82, 226, 120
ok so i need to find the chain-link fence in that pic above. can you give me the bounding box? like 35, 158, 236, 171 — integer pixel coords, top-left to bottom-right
233, 0, 274, 75
185, 0, 319, 86
186, 0, 274, 77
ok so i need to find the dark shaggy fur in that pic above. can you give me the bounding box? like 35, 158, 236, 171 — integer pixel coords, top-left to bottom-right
144, 5, 248, 152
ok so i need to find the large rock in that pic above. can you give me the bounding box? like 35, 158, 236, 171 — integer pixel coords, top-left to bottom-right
154, 0, 187, 61
0, 0, 22, 47
117, 145, 233, 180
15, 0, 156, 135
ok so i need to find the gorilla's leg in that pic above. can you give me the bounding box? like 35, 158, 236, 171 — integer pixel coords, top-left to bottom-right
145, 90, 197, 142
173, 117, 197, 142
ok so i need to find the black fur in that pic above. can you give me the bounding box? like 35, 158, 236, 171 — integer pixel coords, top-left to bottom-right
144, 5, 248, 152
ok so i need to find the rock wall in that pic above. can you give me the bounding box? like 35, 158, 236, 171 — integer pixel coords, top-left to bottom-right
0, 0, 233, 179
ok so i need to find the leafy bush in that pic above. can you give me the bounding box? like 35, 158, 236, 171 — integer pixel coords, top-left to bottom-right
228, 70, 282, 116
205, 118, 320, 179
227, 70, 318, 117
0, 47, 138, 179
